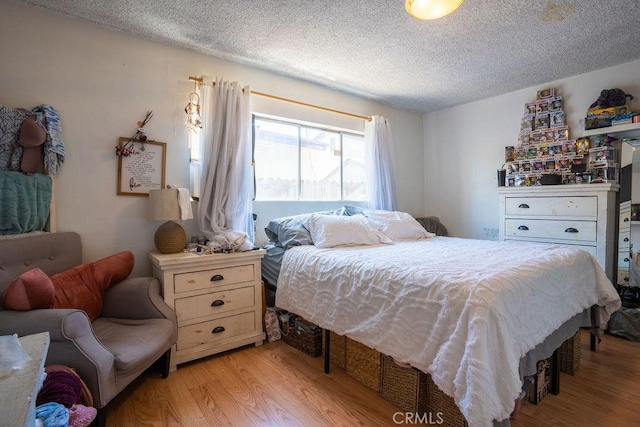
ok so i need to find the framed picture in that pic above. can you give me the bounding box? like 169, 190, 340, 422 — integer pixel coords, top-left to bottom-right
632, 204, 640, 222
117, 137, 167, 196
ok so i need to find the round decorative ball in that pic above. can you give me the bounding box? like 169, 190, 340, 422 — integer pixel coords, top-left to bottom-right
154, 221, 187, 254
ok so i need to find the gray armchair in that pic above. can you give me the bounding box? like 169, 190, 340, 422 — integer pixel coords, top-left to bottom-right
0, 232, 177, 419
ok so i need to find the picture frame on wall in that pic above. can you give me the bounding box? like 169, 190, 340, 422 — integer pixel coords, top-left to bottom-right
117, 137, 167, 196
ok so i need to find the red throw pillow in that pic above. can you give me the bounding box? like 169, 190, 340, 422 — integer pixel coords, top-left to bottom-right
3, 268, 55, 310
2, 251, 135, 321
52, 251, 135, 321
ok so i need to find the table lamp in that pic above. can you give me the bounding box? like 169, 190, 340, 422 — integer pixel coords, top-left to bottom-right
148, 188, 191, 254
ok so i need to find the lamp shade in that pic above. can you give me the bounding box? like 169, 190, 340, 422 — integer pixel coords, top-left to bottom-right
148, 189, 181, 221
405, 0, 464, 20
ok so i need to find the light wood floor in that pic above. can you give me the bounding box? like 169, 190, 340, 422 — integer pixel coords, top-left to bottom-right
107, 330, 640, 426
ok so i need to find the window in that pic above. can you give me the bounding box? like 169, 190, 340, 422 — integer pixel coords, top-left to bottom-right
253, 115, 366, 201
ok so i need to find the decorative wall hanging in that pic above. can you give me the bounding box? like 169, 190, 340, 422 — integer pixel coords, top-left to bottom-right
117, 137, 166, 195
115, 111, 154, 157
185, 90, 202, 132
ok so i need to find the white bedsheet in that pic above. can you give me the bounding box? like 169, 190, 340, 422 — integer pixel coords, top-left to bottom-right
275, 237, 621, 427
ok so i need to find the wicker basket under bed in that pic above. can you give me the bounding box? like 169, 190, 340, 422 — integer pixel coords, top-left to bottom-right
283, 316, 323, 357
328, 330, 580, 425
558, 331, 581, 375
380, 355, 428, 413
329, 332, 467, 423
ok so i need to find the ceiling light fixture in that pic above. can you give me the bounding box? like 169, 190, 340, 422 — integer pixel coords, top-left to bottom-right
405, 0, 464, 20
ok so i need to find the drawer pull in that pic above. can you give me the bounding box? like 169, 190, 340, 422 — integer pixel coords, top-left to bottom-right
624, 258, 630, 263
624, 218, 630, 222
211, 299, 225, 307
212, 326, 226, 334
210, 274, 224, 282
625, 237, 630, 242
565, 227, 579, 233
517, 225, 529, 231
518, 203, 530, 209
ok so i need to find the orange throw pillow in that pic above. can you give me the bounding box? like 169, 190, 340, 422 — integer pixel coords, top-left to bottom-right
52, 251, 135, 321
3, 268, 55, 310
3, 251, 135, 320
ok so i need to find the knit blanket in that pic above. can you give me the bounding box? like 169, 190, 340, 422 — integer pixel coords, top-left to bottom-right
276, 237, 621, 427
0, 171, 52, 234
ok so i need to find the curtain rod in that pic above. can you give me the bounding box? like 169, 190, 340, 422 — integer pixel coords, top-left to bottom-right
189, 76, 371, 122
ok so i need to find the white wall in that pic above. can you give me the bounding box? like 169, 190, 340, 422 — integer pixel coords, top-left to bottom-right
424, 60, 640, 239
0, 1, 424, 275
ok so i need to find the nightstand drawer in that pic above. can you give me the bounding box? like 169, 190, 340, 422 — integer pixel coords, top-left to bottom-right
175, 264, 255, 293
177, 311, 256, 350
504, 219, 597, 241
175, 285, 255, 322
505, 196, 597, 217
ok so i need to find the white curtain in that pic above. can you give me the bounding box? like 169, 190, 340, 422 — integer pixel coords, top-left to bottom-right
197, 77, 254, 251
365, 115, 397, 211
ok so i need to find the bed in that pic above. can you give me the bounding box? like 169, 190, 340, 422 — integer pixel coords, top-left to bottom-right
267, 209, 621, 427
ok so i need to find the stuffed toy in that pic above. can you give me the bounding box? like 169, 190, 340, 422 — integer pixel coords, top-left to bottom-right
590, 88, 634, 109
15, 112, 47, 174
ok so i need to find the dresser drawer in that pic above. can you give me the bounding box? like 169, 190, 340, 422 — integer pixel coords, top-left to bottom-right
620, 209, 631, 229
618, 250, 632, 267
177, 311, 256, 350
175, 286, 255, 322
504, 219, 597, 242
505, 196, 597, 217
174, 264, 255, 293
618, 269, 630, 285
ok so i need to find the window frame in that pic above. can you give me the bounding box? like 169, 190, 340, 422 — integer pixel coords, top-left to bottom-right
252, 113, 365, 202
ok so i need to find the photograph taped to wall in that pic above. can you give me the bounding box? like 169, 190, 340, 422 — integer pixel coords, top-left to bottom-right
117, 137, 167, 195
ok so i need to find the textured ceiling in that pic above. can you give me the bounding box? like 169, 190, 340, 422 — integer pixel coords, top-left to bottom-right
16, 0, 640, 113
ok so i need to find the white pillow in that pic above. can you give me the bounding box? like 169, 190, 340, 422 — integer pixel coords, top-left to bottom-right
308, 214, 393, 249
363, 210, 435, 241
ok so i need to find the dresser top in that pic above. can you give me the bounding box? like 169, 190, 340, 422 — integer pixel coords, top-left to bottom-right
496, 183, 619, 195
149, 249, 266, 268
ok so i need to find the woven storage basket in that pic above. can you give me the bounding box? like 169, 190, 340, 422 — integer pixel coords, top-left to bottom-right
425, 375, 468, 427
345, 338, 382, 392
283, 316, 322, 357
329, 332, 347, 369
558, 331, 581, 375
380, 355, 428, 413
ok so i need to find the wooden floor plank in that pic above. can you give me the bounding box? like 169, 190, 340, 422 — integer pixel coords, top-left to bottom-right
107, 330, 640, 426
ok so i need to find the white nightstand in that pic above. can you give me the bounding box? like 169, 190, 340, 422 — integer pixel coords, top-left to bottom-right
149, 250, 266, 371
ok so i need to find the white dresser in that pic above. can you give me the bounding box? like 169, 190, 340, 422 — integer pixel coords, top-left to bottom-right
497, 183, 618, 281
149, 250, 266, 371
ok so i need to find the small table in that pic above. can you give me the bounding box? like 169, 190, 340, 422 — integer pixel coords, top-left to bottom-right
0, 332, 50, 427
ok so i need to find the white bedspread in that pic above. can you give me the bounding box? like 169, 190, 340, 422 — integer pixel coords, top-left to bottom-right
275, 237, 620, 427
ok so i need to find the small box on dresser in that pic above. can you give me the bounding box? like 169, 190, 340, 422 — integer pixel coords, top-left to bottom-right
149, 250, 266, 371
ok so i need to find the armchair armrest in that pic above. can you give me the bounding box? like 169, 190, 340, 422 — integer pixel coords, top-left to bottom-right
0, 309, 116, 407
101, 276, 176, 323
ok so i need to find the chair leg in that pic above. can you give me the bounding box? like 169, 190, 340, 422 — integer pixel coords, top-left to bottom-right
92, 407, 107, 427
161, 349, 171, 379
